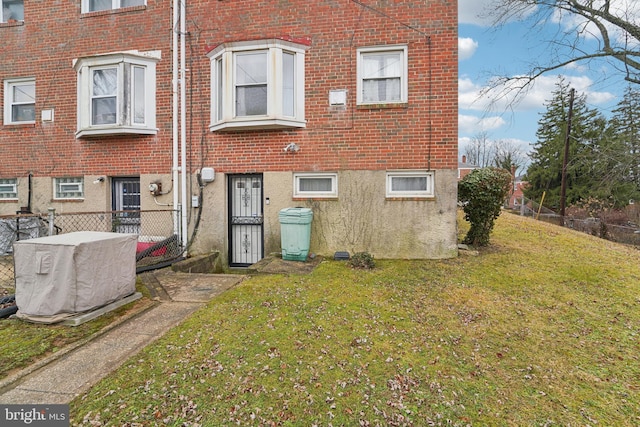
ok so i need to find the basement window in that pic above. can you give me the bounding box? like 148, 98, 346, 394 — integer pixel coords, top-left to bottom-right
294, 173, 337, 198
208, 39, 308, 131
74, 51, 159, 138
0, 178, 17, 199
54, 177, 84, 200
386, 171, 434, 198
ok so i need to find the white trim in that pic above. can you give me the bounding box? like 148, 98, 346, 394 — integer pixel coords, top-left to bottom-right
294, 173, 338, 198
386, 170, 434, 198
356, 45, 408, 105
3, 78, 35, 125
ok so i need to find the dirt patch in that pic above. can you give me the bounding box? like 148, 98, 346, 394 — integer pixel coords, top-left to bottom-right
250, 255, 323, 275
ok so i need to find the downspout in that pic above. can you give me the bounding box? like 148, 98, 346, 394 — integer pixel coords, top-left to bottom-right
180, 0, 188, 254
172, 0, 180, 244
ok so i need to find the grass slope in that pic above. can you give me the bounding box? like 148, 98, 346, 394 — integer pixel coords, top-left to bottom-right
68, 213, 640, 425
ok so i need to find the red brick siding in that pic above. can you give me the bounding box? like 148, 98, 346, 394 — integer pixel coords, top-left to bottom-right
1, 2, 172, 178
1, 1, 457, 178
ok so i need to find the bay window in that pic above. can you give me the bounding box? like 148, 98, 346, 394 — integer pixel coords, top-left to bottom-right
74, 51, 159, 138
208, 39, 307, 131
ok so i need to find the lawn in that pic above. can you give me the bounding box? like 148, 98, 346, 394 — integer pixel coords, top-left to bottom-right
64, 213, 640, 424
0, 281, 152, 382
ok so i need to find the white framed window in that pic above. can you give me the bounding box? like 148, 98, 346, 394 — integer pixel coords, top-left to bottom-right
294, 173, 338, 198
357, 45, 408, 105
74, 51, 158, 138
81, 0, 145, 13
3, 78, 35, 124
1, 0, 23, 22
0, 178, 17, 199
386, 171, 434, 198
54, 177, 84, 200
208, 39, 307, 131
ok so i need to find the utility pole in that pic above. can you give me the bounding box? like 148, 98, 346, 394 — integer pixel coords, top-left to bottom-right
559, 88, 575, 224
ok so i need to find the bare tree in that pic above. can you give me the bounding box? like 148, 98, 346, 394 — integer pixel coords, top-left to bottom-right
464, 131, 494, 167
484, 0, 640, 101
493, 139, 528, 176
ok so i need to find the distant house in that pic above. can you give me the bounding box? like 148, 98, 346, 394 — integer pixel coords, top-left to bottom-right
458, 155, 480, 180
1, 1, 459, 265
508, 179, 528, 210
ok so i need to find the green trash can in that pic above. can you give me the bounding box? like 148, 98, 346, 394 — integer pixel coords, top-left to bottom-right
279, 207, 313, 261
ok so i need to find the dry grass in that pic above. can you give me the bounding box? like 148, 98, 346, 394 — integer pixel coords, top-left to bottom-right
63, 212, 639, 425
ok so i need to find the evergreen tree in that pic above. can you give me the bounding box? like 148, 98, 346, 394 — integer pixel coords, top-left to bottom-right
607, 86, 640, 204
525, 78, 609, 209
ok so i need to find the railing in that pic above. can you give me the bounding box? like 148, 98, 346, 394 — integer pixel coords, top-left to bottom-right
0, 209, 182, 292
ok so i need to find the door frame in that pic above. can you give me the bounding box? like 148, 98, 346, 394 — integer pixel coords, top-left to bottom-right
227, 173, 264, 267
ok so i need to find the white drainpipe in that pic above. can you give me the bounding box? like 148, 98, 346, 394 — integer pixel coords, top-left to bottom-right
172, 0, 180, 246
180, 0, 188, 254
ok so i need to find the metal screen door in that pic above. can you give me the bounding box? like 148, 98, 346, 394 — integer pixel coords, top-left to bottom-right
228, 174, 264, 267
112, 177, 141, 234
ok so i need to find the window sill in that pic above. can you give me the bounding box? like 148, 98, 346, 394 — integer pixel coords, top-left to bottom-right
385, 196, 435, 201
76, 126, 158, 138
0, 20, 24, 28
292, 197, 338, 201
357, 103, 408, 110
81, 5, 146, 18
3, 122, 35, 128
0, 199, 18, 203
52, 199, 84, 203
211, 117, 306, 132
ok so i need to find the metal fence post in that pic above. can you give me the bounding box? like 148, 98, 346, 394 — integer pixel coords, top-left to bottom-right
48, 207, 56, 236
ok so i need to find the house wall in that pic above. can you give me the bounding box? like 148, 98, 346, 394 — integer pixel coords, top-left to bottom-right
0, 3, 173, 200
1, 1, 459, 261
185, 0, 459, 260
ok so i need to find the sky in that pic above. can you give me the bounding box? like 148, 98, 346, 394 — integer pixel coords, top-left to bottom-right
457, 0, 637, 171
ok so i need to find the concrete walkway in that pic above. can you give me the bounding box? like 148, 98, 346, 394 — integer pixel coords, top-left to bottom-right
0, 270, 245, 404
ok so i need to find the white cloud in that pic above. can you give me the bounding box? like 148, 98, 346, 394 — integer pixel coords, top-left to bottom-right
458, 37, 479, 61
459, 113, 506, 134
458, 0, 495, 26
459, 74, 617, 113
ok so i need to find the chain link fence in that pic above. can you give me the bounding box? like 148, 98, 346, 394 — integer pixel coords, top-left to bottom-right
510, 196, 640, 246
0, 209, 182, 293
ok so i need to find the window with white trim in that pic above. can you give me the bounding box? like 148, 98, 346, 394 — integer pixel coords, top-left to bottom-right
386, 171, 434, 198
1, 0, 23, 22
3, 78, 35, 124
357, 45, 408, 105
54, 177, 84, 200
294, 173, 338, 198
0, 178, 17, 199
81, 0, 145, 13
74, 51, 158, 138
208, 39, 307, 131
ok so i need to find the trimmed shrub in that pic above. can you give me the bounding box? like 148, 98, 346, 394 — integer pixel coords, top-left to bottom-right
458, 167, 512, 246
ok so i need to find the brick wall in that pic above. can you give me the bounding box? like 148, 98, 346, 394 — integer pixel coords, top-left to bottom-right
0, 2, 172, 178
1, 1, 457, 179
189, 0, 458, 173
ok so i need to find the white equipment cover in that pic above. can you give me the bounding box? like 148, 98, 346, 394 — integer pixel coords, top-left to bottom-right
14, 231, 137, 317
